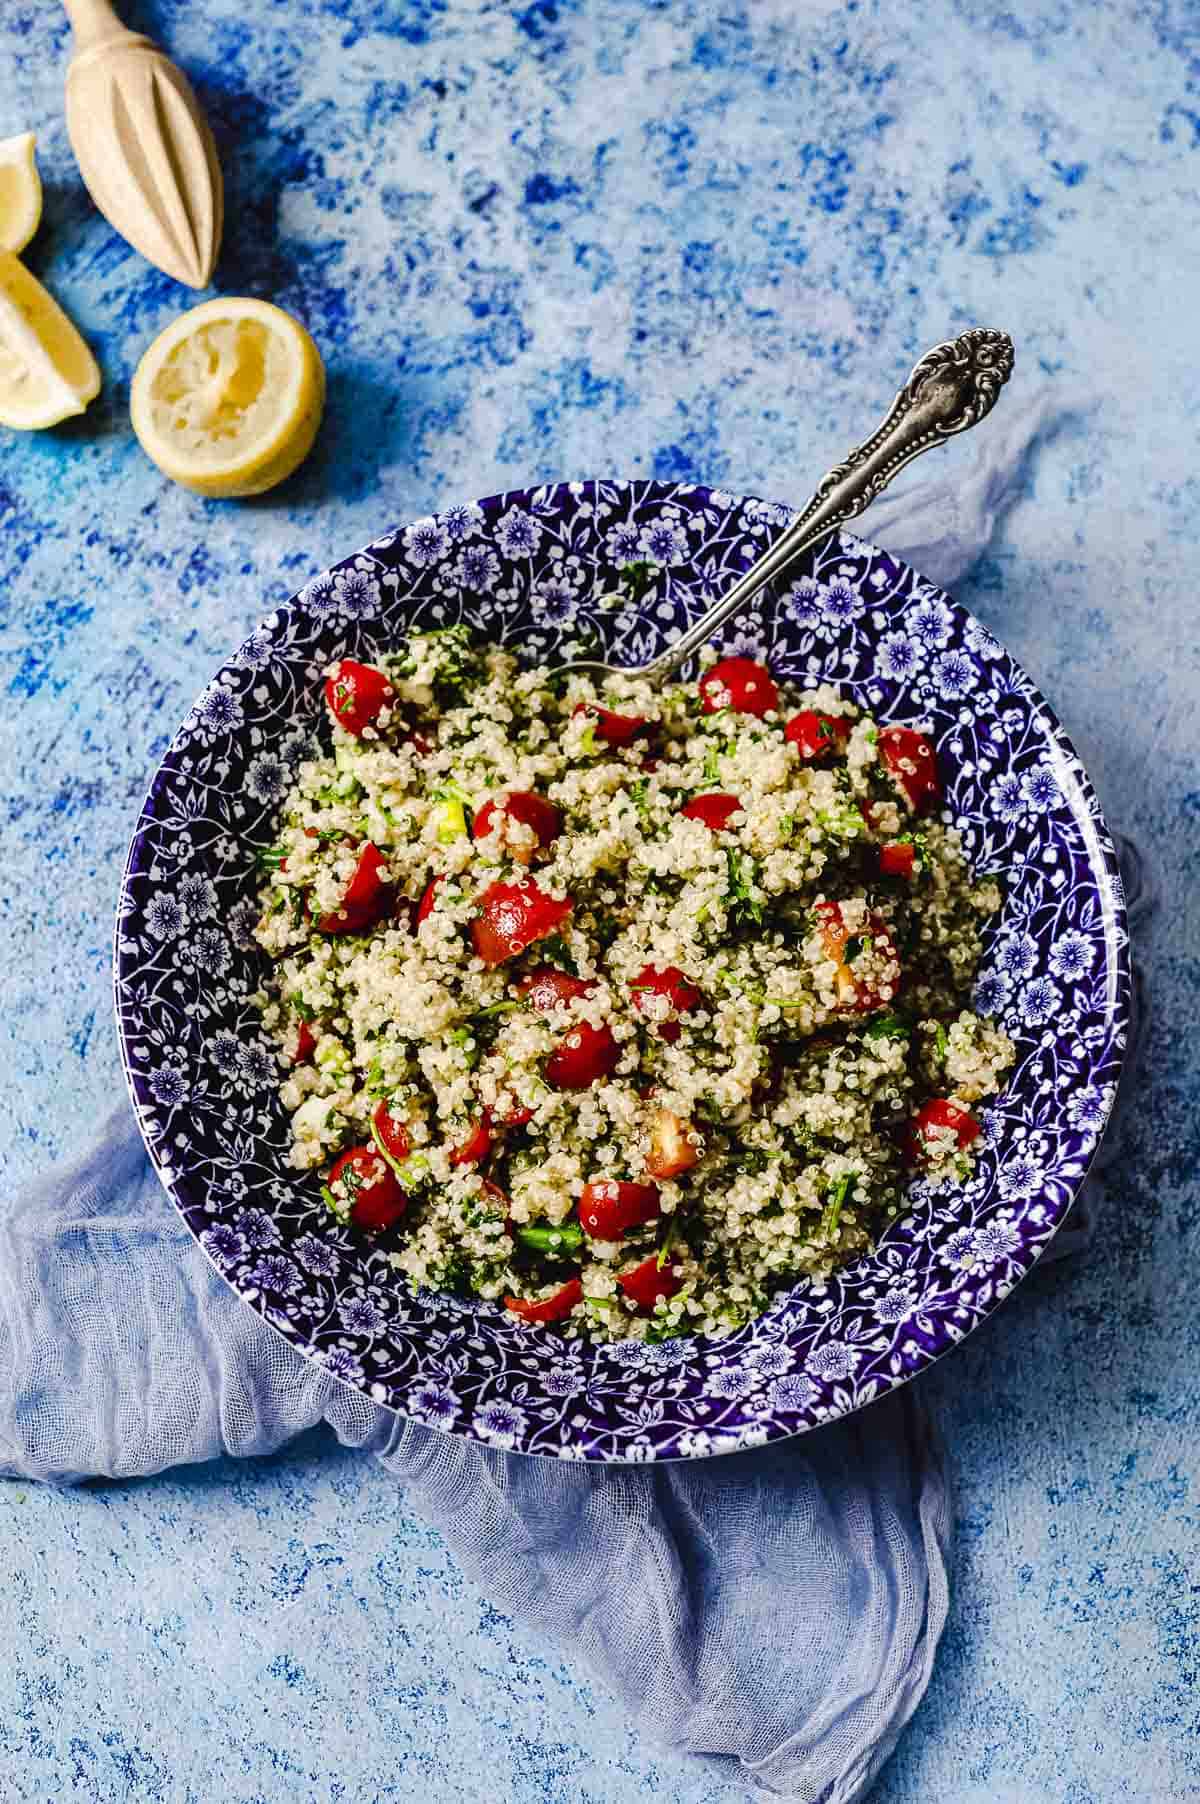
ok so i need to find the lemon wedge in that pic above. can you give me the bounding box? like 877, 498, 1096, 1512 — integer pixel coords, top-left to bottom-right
0, 249, 101, 430
0, 132, 42, 255
131, 298, 325, 498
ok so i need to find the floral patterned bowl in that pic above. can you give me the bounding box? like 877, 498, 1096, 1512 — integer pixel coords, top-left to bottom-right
114, 480, 1130, 1461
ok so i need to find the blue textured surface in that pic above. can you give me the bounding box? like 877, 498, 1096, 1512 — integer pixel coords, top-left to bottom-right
0, 1, 1195, 1799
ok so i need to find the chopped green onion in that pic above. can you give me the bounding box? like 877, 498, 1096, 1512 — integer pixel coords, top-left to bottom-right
821, 1171, 856, 1237
514, 1222, 584, 1255
656, 1215, 681, 1269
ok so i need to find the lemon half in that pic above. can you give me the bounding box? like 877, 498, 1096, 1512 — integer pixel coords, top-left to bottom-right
131, 298, 325, 498
0, 249, 101, 429
0, 132, 42, 255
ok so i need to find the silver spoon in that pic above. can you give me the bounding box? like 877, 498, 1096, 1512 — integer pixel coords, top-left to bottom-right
563, 327, 1014, 684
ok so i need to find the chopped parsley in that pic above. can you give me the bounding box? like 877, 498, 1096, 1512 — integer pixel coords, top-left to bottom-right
725, 847, 764, 926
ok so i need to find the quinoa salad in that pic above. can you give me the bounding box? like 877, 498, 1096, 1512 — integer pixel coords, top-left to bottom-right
252, 626, 1014, 1343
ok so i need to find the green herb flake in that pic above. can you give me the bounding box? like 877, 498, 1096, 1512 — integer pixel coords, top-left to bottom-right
725, 847, 764, 926
863, 1012, 909, 1042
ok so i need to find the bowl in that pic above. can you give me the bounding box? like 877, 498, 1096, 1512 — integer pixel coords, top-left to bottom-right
114, 479, 1130, 1461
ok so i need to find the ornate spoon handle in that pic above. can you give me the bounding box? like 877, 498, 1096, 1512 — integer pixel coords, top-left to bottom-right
641, 327, 1014, 684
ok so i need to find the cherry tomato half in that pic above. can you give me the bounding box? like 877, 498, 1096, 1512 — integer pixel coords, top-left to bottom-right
324, 660, 394, 736
879, 841, 916, 880
416, 873, 445, 924
473, 790, 562, 863
504, 1277, 583, 1323
518, 967, 594, 1011
545, 1022, 621, 1090
680, 793, 742, 832
813, 900, 902, 1014
317, 843, 390, 934
291, 1020, 317, 1065
646, 1106, 701, 1179
572, 702, 649, 746
469, 880, 570, 966
580, 1179, 662, 1240
905, 1098, 981, 1166
371, 1100, 412, 1167
699, 657, 779, 718
471, 880, 573, 965
449, 1115, 492, 1167
630, 964, 702, 1043
618, 1255, 682, 1310
330, 1146, 409, 1233
784, 710, 851, 761
878, 725, 942, 813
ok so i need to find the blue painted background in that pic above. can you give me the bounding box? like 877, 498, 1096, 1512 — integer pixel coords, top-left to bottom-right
1, 1, 1197, 1799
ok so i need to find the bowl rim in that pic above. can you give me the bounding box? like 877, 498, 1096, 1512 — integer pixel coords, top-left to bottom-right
113, 477, 1131, 1461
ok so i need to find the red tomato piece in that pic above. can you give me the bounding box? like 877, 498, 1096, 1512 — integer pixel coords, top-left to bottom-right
416, 873, 445, 924
291, 1020, 317, 1065
473, 790, 562, 863
330, 1146, 410, 1233
618, 1255, 682, 1310
324, 660, 394, 736
518, 966, 593, 1011
343, 843, 388, 912
784, 710, 852, 761
699, 656, 779, 718
572, 701, 649, 746
504, 1104, 535, 1127
906, 1098, 982, 1165
317, 843, 390, 934
471, 881, 573, 965
504, 1277, 583, 1324
371, 1100, 412, 1167
545, 1022, 621, 1090
646, 1106, 701, 1179
878, 725, 942, 813
630, 964, 702, 1043
879, 841, 916, 879
449, 1114, 492, 1167
580, 1179, 662, 1240
680, 793, 742, 832
813, 900, 901, 1013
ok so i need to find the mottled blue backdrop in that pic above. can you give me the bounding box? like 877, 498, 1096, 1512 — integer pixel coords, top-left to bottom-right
1, 1, 1196, 1800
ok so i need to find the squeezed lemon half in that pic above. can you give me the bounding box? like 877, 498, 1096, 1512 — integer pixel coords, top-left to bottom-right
0, 249, 101, 430
130, 297, 325, 498
0, 132, 42, 254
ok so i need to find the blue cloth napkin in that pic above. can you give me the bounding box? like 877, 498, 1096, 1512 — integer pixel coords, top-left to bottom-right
0, 402, 1151, 1803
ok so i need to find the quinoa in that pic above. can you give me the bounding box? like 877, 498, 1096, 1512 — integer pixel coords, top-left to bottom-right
252, 627, 1013, 1343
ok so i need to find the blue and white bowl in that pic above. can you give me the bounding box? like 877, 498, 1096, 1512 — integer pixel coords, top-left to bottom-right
114, 480, 1130, 1461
